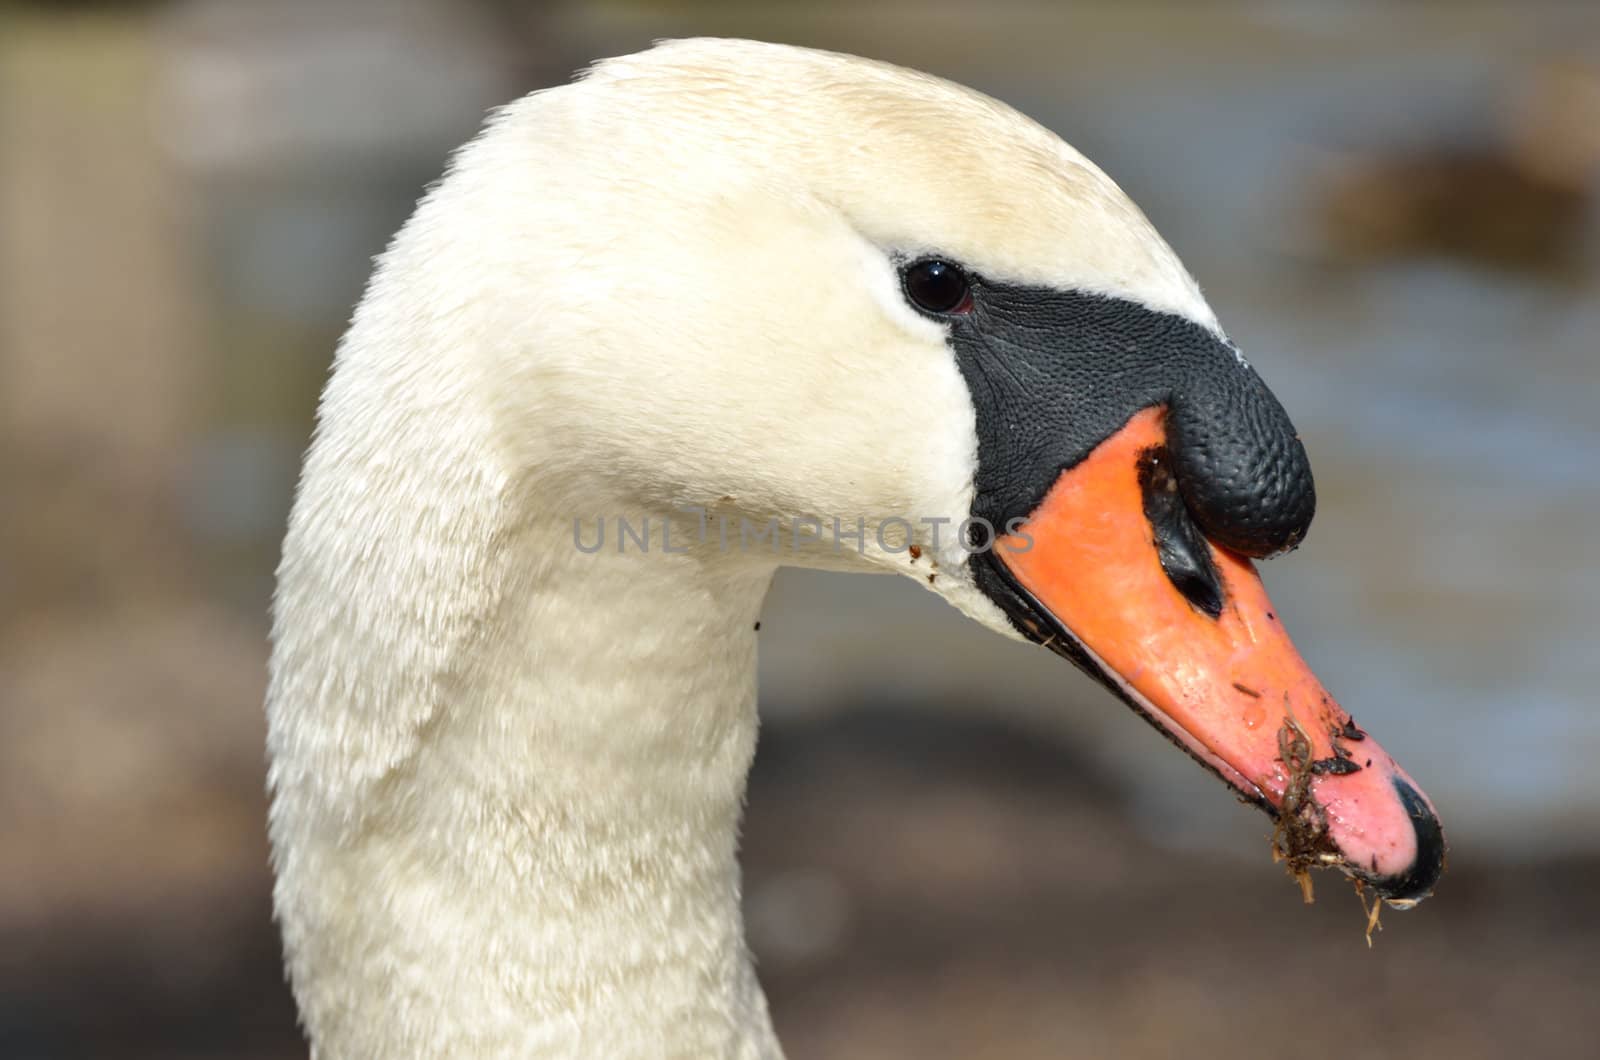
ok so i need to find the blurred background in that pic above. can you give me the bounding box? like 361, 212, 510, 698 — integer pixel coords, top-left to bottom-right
2, 1, 1597, 1057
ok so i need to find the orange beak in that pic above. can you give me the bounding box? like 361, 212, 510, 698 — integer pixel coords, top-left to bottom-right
991, 407, 1444, 904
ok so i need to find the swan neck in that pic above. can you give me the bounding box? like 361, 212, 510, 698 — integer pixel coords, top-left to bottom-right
269, 422, 781, 1057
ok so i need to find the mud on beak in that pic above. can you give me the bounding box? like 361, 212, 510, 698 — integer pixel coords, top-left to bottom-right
980, 407, 1445, 906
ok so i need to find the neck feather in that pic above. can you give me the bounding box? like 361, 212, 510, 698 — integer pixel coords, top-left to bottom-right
267, 347, 782, 1058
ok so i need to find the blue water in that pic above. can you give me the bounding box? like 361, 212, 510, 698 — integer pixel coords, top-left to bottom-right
202, 12, 1600, 854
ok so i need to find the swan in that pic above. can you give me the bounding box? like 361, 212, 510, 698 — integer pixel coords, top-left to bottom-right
266, 38, 1445, 1059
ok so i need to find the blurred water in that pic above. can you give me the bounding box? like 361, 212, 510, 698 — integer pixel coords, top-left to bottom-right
1048, 33, 1597, 853
174, 2, 1599, 854
9, 9, 1599, 1057
755, 22, 1600, 855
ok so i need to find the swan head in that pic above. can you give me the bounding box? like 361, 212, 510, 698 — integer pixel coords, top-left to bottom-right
381, 38, 1442, 903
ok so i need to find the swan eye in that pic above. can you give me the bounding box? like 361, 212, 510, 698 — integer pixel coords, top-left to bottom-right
902, 259, 973, 315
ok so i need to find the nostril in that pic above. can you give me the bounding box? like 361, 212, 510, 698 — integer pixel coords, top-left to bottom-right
1139, 447, 1224, 618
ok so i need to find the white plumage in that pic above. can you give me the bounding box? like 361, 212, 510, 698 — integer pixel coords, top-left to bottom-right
267, 38, 1215, 1058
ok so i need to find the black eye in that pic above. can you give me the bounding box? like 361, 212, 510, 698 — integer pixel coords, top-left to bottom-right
902, 259, 973, 315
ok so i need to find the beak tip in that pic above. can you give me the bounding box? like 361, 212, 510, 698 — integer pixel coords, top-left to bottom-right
1362, 776, 1446, 906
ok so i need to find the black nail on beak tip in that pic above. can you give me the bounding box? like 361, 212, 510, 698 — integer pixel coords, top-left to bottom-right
1368, 777, 1446, 903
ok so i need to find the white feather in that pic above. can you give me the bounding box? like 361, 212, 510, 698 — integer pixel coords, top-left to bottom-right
267, 37, 1219, 1058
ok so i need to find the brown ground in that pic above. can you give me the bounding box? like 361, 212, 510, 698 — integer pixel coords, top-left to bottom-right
750, 709, 1598, 1060
4, 691, 1595, 1060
